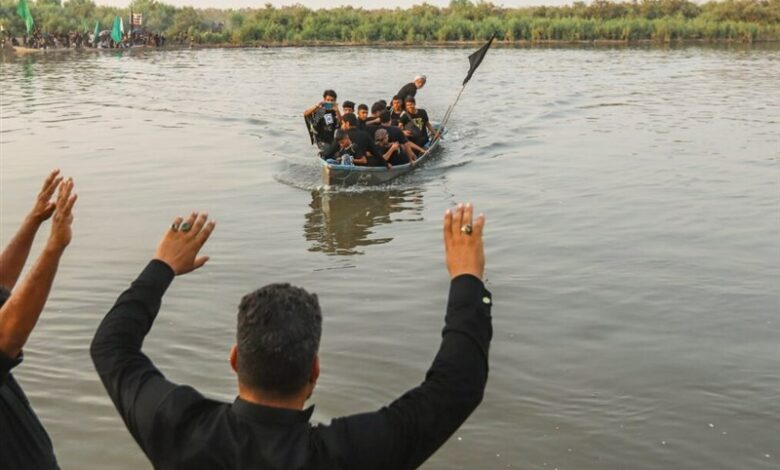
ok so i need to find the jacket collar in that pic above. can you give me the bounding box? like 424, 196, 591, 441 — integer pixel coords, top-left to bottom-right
231, 397, 314, 426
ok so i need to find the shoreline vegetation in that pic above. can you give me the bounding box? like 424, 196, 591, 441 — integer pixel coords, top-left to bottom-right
1, 0, 779, 47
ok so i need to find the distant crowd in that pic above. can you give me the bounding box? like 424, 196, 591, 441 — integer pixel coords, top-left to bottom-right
1, 29, 201, 50
304, 75, 442, 168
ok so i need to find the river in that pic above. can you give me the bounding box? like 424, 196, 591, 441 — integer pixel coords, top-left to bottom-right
1, 44, 778, 469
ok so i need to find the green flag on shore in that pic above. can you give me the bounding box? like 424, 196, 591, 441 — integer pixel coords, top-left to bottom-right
17, 0, 34, 34
111, 16, 121, 43
93, 20, 99, 41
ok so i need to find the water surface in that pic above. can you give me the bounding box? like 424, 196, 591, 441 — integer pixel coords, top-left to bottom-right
1, 45, 778, 469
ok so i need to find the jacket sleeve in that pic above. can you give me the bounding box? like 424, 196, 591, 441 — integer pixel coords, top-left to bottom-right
89, 260, 184, 457
320, 274, 493, 470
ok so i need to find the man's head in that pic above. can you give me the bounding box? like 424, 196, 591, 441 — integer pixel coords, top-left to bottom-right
342, 100, 355, 115
379, 110, 392, 125
391, 95, 403, 112
334, 129, 352, 149
357, 104, 368, 121
371, 101, 386, 117
231, 284, 322, 399
374, 128, 389, 146
414, 75, 426, 89
340, 113, 358, 129
322, 89, 337, 103
405, 96, 417, 113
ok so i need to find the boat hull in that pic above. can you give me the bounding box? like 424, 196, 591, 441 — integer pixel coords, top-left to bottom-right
318, 125, 443, 187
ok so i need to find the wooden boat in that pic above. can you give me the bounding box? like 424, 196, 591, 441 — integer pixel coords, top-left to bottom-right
309, 121, 444, 187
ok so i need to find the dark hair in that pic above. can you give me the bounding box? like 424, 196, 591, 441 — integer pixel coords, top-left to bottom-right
342, 100, 355, 109
404, 96, 416, 104
323, 89, 337, 99
334, 129, 350, 141
377, 99, 387, 108
357, 103, 368, 111
371, 101, 385, 115
379, 110, 391, 123
391, 95, 402, 102
341, 113, 358, 127
237, 284, 322, 396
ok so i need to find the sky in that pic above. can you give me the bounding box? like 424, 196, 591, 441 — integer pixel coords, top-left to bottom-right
93, 0, 577, 9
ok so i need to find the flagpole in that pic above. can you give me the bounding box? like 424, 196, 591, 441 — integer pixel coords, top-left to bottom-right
431, 35, 495, 145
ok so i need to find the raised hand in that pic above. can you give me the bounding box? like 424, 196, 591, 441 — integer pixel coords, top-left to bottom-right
29, 169, 63, 225
155, 212, 216, 275
48, 178, 77, 251
443, 203, 485, 280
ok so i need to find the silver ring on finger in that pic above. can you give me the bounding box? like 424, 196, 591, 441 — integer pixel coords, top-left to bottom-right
460, 223, 473, 235
180, 222, 192, 232
171, 222, 180, 231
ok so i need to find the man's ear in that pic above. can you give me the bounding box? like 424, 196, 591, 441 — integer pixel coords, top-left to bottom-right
229, 344, 238, 374
310, 355, 320, 384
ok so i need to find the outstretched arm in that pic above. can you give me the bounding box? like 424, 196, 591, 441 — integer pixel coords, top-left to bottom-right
0, 177, 76, 358
325, 203, 491, 470
0, 169, 62, 290
90, 213, 215, 455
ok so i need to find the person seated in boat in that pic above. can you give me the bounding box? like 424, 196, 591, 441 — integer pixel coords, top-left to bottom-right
341, 101, 355, 117
379, 111, 423, 163
400, 97, 439, 148
396, 75, 426, 103
337, 114, 394, 168
389, 95, 404, 126
304, 89, 341, 145
356, 104, 369, 130
373, 129, 405, 166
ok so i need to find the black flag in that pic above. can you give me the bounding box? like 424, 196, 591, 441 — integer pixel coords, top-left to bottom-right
462, 34, 495, 86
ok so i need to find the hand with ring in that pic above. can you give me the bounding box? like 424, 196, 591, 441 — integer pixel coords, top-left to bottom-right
156, 212, 216, 275
443, 202, 485, 280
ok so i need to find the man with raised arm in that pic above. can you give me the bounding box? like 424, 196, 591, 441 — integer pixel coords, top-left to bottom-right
91, 203, 491, 469
0, 171, 77, 470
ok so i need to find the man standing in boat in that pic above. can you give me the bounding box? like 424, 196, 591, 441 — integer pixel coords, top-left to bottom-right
396, 75, 426, 103
304, 89, 341, 146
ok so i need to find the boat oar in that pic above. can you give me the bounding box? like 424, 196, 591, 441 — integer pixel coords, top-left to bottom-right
433, 34, 495, 144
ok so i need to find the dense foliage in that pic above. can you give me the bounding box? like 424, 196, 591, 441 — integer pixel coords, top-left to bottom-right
1, 0, 779, 43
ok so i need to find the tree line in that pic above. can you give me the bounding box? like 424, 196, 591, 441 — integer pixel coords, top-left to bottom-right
1, 0, 779, 44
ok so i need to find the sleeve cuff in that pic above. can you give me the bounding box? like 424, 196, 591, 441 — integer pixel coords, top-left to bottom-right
140, 259, 176, 294
0, 350, 23, 386
449, 274, 491, 306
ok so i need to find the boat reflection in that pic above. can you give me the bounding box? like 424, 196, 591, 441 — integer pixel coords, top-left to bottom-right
304, 187, 424, 255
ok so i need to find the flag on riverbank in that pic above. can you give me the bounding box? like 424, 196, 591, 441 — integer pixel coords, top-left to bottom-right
93, 20, 99, 41
111, 16, 121, 43
17, 0, 34, 34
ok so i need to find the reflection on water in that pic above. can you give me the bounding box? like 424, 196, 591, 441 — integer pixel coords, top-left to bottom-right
304, 188, 424, 255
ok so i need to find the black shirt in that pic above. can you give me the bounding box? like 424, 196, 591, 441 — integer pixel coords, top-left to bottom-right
390, 109, 404, 126
312, 108, 339, 144
381, 124, 408, 144
0, 287, 60, 470
347, 128, 387, 167
91, 260, 492, 470
400, 109, 431, 145
396, 82, 417, 102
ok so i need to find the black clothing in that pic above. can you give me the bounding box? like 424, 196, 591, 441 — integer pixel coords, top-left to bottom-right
382, 124, 409, 144
0, 287, 60, 470
400, 109, 431, 147
397, 82, 417, 102
347, 128, 387, 167
91, 260, 492, 470
312, 108, 339, 144
319, 128, 387, 166
390, 109, 404, 126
